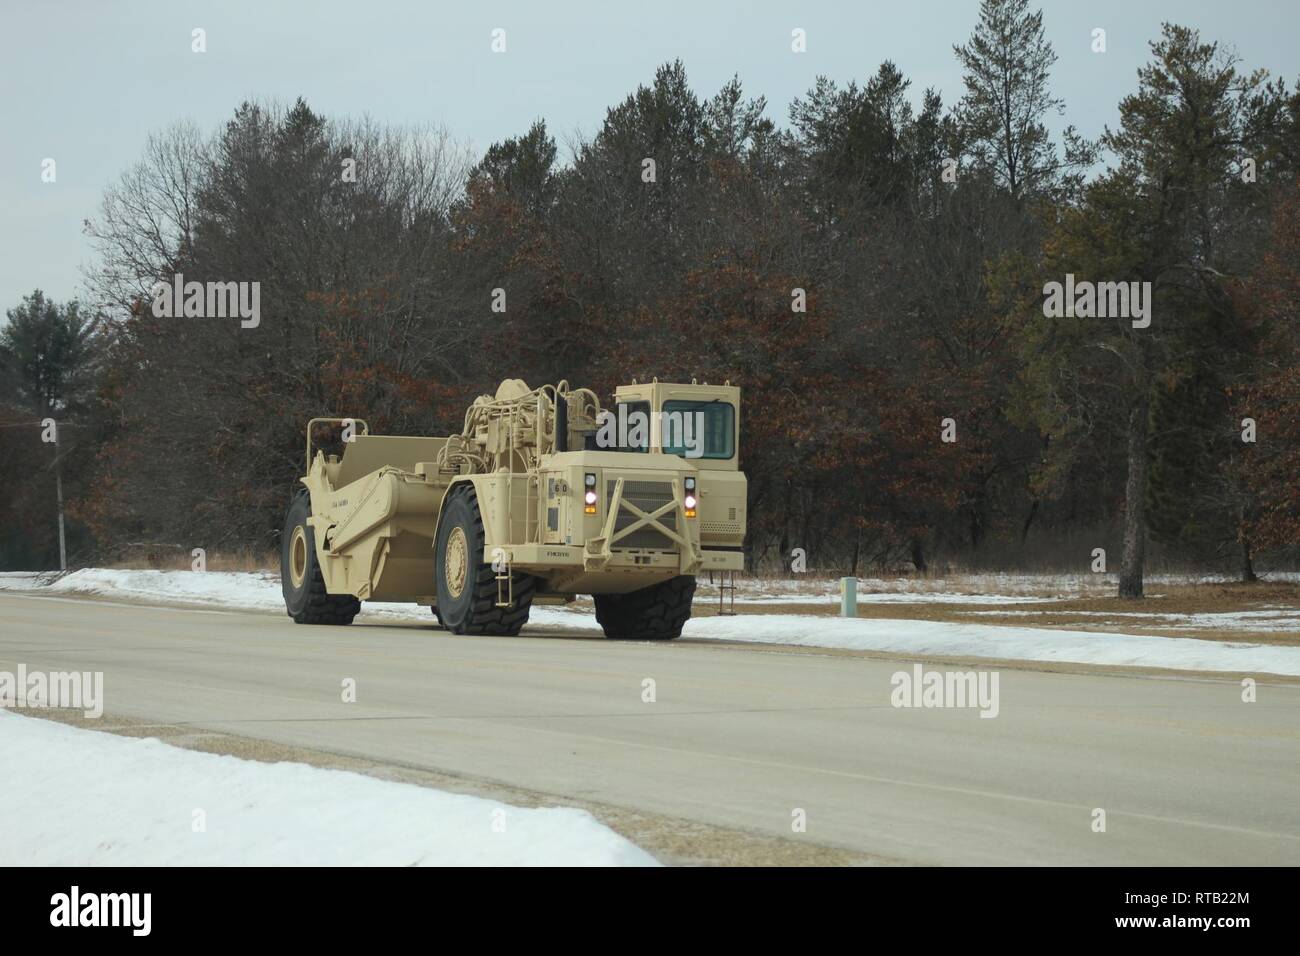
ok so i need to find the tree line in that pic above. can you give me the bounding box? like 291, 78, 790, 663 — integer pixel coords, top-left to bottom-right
2, 1, 1298, 596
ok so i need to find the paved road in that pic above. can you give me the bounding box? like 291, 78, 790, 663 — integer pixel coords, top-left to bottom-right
3, 591, 1298, 865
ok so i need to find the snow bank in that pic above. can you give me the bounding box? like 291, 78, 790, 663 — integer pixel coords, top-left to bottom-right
2, 569, 287, 610
0, 569, 594, 627
732, 570, 1300, 601
682, 614, 1300, 676
734, 592, 1049, 605
0, 710, 656, 866
965, 607, 1300, 631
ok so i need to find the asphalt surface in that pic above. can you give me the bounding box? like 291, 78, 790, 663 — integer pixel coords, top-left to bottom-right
3, 590, 1298, 865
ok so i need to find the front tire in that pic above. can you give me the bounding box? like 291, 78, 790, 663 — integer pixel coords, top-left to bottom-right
281, 490, 361, 625
594, 575, 695, 640
434, 485, 535, 636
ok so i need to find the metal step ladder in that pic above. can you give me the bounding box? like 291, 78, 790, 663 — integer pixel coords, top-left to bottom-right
495, 553, 514, 608
709, 570, 737, 616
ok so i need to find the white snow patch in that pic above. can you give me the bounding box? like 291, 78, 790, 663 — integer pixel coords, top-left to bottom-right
962, 608, 1300, 632
0, 570, 424, 624
0, 710, 656, 866
731, 592, 1048, 605
730, 571, 1300, 600
0, 569, 601, 628
680, 615, 1300, 676
862, 592, 1048, 605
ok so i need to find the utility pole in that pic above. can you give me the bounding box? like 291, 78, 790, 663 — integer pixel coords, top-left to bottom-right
47, 417, 67, 571
53, 418, 67, 567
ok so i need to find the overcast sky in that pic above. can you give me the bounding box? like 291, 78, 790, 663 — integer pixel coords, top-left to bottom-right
1, 0, 1297, 314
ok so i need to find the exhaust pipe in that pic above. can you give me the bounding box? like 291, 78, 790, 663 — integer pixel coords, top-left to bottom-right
555, 393, 568, 453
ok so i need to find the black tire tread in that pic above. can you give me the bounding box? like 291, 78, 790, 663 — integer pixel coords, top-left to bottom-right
294, 559, 361, 625
439, 485, 535, 636
594, 575, 695, 640
283, 489, 361, 626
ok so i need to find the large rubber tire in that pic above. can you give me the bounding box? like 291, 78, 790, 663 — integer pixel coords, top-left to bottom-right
594, 575, 696, 641
281, 490, 361, 625
434, 485, 535, 636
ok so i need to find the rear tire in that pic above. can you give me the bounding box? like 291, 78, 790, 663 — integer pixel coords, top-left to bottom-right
434, 485, 535, 636
281, 490, 361, 625
594, 575, 695, 640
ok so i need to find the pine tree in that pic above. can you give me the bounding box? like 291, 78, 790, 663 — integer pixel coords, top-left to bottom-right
0, 290, 100, 416
954, 0, 1092, 200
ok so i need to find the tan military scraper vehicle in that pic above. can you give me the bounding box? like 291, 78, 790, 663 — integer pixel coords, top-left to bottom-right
280, 378, 746, 639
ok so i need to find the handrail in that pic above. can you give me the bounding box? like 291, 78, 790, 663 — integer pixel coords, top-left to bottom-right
305, 417, 370, 473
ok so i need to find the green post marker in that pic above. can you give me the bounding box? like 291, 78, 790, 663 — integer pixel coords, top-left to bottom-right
840, 577, 857, 618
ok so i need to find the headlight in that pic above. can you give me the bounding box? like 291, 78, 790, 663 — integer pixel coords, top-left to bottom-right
684, 476, 697, 517
584, 473, 597, 514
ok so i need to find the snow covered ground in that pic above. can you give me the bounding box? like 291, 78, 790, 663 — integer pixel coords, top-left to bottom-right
735, 592, 1050, 605
966, 607, 1300, 631
0, 709, 656, 866
3, 568, 1298, 675
684, 614, 1300, 675
0, 569, 472, 623
730, 570, 1300, 604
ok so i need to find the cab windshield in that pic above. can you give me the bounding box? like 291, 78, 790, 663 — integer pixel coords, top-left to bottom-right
662, 400, 734, 460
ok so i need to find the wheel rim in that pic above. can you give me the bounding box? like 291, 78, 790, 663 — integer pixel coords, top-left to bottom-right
289, 526, 308, 588
445, 526, 468, 598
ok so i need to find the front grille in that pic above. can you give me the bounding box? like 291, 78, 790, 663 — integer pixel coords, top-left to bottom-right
608, 479, 676, 550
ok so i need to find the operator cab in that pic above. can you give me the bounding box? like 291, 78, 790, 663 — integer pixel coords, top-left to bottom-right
592, 379, 740, 472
